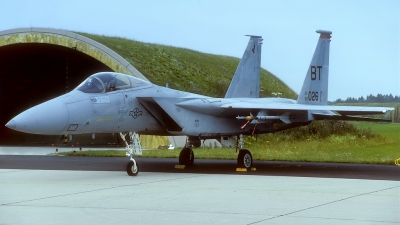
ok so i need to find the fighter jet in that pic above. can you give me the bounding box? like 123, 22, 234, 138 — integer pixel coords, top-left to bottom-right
6, 30, 393, 176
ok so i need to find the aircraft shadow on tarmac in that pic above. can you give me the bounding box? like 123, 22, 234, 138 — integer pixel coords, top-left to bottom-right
1, 155, 399, 181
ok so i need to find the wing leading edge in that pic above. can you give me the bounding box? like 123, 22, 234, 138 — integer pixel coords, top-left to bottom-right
220, 102, 392, 116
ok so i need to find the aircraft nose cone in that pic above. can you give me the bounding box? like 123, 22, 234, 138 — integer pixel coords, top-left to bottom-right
5, 120, 16, 129
6, 99, 69, 134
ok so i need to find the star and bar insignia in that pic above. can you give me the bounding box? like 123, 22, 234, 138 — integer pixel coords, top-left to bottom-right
129, 108, 142, 119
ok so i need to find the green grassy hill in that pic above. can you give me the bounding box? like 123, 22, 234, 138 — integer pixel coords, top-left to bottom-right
79, 32, 297, 99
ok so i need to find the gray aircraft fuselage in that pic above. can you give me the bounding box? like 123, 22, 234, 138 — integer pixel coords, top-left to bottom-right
7, 72, 295, 138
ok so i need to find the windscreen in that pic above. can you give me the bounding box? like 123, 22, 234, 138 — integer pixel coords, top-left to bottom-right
76, 72, 149, 93
76, 77, 104, 93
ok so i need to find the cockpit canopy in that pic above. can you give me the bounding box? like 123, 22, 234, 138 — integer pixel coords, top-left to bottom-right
76, 72, 151, 93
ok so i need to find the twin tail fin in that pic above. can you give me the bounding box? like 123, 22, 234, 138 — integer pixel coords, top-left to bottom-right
297, 30, 332, 105
224, 35, 263, 98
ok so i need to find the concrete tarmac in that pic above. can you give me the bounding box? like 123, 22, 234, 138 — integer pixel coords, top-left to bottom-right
1, 153, 399, 224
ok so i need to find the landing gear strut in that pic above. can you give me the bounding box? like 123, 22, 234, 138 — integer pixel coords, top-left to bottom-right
120, 132, 142, 176
236, 134, 253, 169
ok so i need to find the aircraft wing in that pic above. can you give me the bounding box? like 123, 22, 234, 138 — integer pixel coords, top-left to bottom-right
311, 113, 391, 122
220, 101, 393, 116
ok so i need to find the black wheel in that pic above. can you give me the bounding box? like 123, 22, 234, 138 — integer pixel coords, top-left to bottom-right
126, 161, 139, 176
179, 147, 194, 166
237, 149, 253, 169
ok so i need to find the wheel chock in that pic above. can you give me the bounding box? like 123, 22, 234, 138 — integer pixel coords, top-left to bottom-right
236, 167, 256, 172
175, 165, 186, 169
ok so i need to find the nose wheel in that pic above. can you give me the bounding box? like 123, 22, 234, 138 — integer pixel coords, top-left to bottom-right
126, 160, 139, 176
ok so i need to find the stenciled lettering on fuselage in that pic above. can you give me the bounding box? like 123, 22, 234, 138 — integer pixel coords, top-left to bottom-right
90, 96, 111, 104
129, 108, 143, 119
304, 65, 323, 102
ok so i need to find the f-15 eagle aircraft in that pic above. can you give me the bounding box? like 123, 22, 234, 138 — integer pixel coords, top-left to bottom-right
6, 30, 393, 176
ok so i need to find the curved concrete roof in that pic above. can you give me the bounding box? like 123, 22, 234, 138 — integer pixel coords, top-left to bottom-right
0, 27, 148, 81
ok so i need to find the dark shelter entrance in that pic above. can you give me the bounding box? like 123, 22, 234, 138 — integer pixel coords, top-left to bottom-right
0, 42, 120, 146
0, 28, 152, 147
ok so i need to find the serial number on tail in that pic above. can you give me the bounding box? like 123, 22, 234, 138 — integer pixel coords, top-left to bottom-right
304, 91, 322, 101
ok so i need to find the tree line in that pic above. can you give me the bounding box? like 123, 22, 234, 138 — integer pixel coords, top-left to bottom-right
334, 94, 400, 103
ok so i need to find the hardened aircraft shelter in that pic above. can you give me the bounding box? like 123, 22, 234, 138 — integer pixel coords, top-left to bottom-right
0, 27, 149, 145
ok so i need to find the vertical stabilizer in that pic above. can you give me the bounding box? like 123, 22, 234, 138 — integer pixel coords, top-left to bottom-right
225, 35, 263, 98
297, 30, 331, 105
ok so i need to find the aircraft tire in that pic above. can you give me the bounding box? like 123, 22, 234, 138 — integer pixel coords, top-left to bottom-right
237, 149, 253, 169
179, 147, 194, 166
126, 161, 139, 176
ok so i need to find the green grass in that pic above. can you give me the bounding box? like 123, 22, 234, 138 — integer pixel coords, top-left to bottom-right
241, 121, 400, 165
353, 122, 400, 141
62, 122, 400, 165
249, 135, 398, 165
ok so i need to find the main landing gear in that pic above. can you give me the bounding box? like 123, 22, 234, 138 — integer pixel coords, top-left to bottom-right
177, 135, 254, 170
236, 134, 253, 169
120, 132, 142, 176
178, 141, 195, 166
237, 149, 253, 169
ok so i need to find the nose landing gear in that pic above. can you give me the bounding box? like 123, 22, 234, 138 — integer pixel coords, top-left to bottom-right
120, 132, 142, 176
